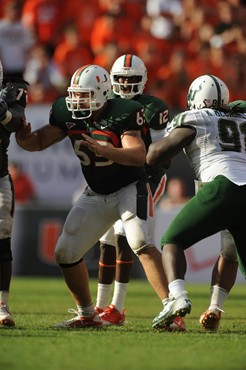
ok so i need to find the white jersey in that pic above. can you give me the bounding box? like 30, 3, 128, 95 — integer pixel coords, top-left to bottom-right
167, 108, 246, 185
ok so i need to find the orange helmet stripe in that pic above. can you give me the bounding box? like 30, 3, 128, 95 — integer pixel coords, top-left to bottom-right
124, 54, 133, 67
73, 65, 90, 85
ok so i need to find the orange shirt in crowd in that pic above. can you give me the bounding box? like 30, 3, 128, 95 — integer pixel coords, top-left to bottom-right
21, 0, 67, 46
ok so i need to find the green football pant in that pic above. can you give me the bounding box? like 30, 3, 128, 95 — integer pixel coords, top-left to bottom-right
161, 175, 246, 278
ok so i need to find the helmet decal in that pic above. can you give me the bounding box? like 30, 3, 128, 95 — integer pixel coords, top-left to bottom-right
187, 83, 202, 105
208, 74, 221, 105
96, 74, 108, 83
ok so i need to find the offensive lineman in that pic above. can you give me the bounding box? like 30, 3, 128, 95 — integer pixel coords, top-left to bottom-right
95, 54, 185, 331
16, 64, 170, 328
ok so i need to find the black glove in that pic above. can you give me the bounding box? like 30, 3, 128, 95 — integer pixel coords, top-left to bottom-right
0, 98, 8, 121
0, 84, 17, 106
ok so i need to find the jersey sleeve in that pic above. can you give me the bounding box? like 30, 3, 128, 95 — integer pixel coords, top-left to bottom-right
167, 110, 198, 134
139, 95, 169, 143
145, 99, 169, 131
121, 102, 145, 133
49, 97, 69, 133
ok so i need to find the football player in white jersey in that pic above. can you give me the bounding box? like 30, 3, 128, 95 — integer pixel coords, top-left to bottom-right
199, 100, 246, 331
146, 75, 246, 330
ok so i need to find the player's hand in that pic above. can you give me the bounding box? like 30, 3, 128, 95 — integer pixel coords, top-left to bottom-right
81, 134, 104, 155
15, 121, 32, 141
0, 84, 17, 106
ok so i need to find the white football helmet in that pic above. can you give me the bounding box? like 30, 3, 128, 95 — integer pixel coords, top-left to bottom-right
187, 75, 229, 110
110, 54, 147, 99
0, 59, 3, 88
66, 65, 111, 119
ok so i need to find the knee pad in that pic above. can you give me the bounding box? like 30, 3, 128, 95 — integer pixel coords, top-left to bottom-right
113, 220, 125, 236
55, 232, 84, 264
220, 229, 238, 262
99, 227, 116, 246
0, 238, 13, 261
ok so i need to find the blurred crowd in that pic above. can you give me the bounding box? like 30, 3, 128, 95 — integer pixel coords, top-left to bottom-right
0, 0, 245, 112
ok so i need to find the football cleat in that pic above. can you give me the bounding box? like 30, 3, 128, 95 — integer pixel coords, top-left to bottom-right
168, 316, 186, 332
94, 306, 105, 314
199, 308, 223, 331
156, 316, 186, 332
100, 304, 126, 326
152, 293, 191, 329
54, 309, 103, 328
0, 304, 15, 327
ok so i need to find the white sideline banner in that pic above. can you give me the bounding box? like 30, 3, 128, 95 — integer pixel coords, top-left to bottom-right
9, 105, 86, 203
154, 208, 245, 283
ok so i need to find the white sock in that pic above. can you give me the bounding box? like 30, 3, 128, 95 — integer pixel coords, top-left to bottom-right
168, 279, 186, 298
77, 303, 95, 317
96, 283, 112, 308
0, 291, 9, 306
111, 281, 128, 314
209, 285, 228, 310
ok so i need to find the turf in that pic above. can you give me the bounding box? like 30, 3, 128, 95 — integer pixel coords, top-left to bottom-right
1, 277, 246, 370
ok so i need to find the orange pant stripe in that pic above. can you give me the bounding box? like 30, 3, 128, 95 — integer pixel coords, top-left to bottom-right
99, 262, 116, 267
116, 260, 134, 264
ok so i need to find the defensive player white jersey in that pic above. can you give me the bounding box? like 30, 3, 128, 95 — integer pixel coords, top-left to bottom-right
167, 108, 246, 185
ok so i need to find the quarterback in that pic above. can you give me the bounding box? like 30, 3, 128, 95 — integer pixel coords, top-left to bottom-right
146, 75, 246, 330
96, 54, 186, 330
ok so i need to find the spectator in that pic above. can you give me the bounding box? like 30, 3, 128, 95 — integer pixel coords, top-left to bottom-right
53, 24, 92, 82
24, 44, 65, 103
65, 0, 102, 47
21, 0, 67, 55
13, 0, 246, 108
0, 1, 35, 79
8, 161, 36, 204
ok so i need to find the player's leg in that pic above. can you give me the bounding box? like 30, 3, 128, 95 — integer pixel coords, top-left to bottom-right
118, 181, 169, 298
102, 173, 167, 324
0, 175, 15, 327
98, 220, 134, 325
119, 181, 187, 331
200, 230, 238, 331
153, 177, 233, 329
96, 227, 116, 312
54, 191, 118, 328
194, 180, 238, 330
100, 233, 134, 325
112, 221, 134, 311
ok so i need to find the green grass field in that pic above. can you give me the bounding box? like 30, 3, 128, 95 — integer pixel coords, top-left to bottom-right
1, 277, 246, 370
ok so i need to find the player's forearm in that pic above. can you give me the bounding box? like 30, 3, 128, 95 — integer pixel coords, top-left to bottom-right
16, 124, 65, 151
101, 145, 146, 166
